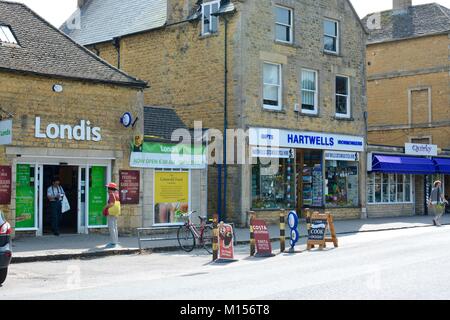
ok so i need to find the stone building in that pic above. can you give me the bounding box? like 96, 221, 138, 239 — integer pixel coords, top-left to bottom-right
0, 0, 150, 236
64, 0, 368, 225
363, 0, 450, 217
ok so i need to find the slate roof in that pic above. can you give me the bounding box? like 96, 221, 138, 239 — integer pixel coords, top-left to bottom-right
61, 0, 167, 46
0, 0, 147, 87
363, 3, 450, 44
144, 106, 188, 141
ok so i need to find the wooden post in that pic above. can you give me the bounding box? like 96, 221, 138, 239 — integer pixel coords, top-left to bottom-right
212, 213, 219, 261
249, 211, 256, 256
326, 212, 339, 248
280, 210, 286, 253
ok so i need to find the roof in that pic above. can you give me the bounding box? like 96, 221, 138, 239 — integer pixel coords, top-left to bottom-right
363, 3, 450, 44
61, 0, 167, 46
0, 0, 147, 88
144, 106, 188, 141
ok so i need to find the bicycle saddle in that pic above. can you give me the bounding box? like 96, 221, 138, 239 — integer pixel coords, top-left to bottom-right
198, 215, 208, 221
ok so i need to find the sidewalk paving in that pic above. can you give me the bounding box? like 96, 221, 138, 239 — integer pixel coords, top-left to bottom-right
10, 214, 449, 263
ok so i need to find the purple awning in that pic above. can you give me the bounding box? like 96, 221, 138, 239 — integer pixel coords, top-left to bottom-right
372, 154, 436, 174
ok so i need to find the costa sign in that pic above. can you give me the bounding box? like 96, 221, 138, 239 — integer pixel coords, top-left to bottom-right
35, 117, 101, 142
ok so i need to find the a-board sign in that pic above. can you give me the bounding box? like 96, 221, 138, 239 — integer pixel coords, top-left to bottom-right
252, 219, 273, 257
307, 212, 338, 250
218, 222, 235, 261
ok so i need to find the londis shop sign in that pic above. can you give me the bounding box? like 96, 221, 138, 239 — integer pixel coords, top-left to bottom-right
34, 117, 101, 142
130, 142, 206, 169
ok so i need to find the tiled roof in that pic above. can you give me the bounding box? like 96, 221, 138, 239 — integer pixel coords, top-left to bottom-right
363, 3, 450, 44
61, 0, 167, 46
0, 0, 147, 87
144, 106, 188, 141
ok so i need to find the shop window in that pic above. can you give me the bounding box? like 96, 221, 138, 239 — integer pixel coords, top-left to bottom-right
252, 158, 295, 210
275, 6, 293, 43
263, 62, 282, 110
202, 0, 220, 35
324, 19, 339, 54
325, 160, 359, 207
301, 69, 318, 114
336, 76, 350, 118
298, 150, 323, 207
368, 173, 413, 204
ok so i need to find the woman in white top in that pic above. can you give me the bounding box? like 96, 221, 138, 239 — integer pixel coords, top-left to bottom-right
47, 176, 65, 236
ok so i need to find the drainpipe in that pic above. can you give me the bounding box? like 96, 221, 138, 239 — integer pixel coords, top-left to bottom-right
222, 16, 229, 222
112, 37, 121, 69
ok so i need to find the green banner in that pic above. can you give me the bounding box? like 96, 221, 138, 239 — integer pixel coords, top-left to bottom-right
89, 166, 107, 226
15, 164, 35, 229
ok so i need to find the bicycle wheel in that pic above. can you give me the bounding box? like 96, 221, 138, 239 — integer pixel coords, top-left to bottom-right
202, 225, 214, 254
177, 226, 196, 252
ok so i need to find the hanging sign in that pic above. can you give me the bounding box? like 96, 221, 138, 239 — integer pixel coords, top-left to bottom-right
307, 212, 338, 250
0, 119, 12, 145
119, 170, 140, 205
218, 222, 235, 260
251, 219, 274, 257
0, 166, 12, 205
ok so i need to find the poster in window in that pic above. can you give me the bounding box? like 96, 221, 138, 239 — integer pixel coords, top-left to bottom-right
119, 170, 140, 205
154, 171, 189, 224
0, 166, 11, 205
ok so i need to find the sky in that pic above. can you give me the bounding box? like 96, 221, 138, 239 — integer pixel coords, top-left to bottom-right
6, 0, 450, 27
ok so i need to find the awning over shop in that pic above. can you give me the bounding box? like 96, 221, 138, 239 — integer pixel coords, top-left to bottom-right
372, 154, 436, 174
433, 158, 450, 174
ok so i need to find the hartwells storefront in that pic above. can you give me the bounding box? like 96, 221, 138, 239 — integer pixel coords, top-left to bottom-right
248, 128, 365, 221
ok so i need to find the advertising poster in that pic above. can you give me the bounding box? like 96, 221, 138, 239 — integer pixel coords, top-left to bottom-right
0, 166, 12, 205
218, 223, 235, 260
154, 171, 189, 224
308, 218, 328, 241
89, 166, 107, 226
0, 119, 12, 145
15, 164, 35, 229
119, 170, 140, 205
252, 219, 273, 257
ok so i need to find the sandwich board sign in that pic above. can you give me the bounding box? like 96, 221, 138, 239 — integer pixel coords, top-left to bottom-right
251, 219, 274, 257
307, 212, 338, 250
218, 222, 236, 261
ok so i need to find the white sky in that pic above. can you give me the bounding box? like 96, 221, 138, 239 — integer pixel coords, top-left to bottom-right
6, 0, 450, 27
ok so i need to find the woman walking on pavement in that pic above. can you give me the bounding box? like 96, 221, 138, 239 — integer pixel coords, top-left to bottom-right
428, 180, 448, 227
103, 183, 121, 248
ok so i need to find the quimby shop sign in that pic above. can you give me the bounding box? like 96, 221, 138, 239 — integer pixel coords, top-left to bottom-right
405, 143, 438, 156
34, 117, 102, 142
249, 128, 364, 152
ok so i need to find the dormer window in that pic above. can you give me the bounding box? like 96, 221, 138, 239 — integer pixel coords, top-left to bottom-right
202, 0, 220, 35
0, 25, 18, 45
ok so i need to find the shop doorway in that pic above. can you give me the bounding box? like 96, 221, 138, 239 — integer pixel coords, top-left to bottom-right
296, 149, 323, 217
42, 165, 79, 235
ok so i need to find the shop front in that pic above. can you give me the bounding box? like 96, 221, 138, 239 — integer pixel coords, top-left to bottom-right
249, 128, 365, 220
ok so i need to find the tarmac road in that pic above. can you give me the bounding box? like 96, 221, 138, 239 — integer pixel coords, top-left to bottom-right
1, 226, 450, 300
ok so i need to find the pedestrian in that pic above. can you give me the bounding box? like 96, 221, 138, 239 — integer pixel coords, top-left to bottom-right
428, 180, 448, 227
47, 176, 65, 236
103, 182, 121, 248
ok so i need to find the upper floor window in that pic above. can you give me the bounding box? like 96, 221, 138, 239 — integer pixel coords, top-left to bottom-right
202, 1, 220, 35
336, 76, 350, 118
324, 19, 339, 53
0, 25, 18, 45
275, 6, 293, 43
263, 62, 282, 110
301, 69, 318, 114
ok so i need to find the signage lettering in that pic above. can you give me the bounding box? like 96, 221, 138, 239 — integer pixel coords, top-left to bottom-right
35, 117, 101, 142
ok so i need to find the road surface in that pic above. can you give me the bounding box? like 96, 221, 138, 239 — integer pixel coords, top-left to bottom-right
1, 226, 450, 300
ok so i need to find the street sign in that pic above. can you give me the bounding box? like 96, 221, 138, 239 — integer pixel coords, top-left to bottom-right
288, 211, 299, 250
307, 212, 338, 250
251, 219, 274, 257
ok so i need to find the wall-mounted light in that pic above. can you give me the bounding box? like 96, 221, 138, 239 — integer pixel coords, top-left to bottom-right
52, 84, 63, 93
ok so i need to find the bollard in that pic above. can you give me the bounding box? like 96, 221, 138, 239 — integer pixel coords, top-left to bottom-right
280, 210, 286, 253
212, 213, 219, 261
249, 211, 256, 256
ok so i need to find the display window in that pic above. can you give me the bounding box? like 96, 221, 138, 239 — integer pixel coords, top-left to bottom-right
368, 173, 413, 204
325, 160, 359, 207
252, 158, 295, 210
296, 150, 323, 208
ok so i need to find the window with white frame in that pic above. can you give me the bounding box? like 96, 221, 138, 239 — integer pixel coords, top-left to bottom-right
0, 25, 18, 45
336, 75, 350, 118
263, 62, 282, 110
275, 6, 293, 43
202, 0, 220, 35
324, 19, 339, 53
301, 69, 318, 114
367, 173, 413, 204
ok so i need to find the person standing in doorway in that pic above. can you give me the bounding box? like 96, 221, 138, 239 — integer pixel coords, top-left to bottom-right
47, 176, 65, 236
104, 183, 121, 248
428, 180, 448, 227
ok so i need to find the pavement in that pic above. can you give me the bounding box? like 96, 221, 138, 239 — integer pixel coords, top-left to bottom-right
3, 225, 450, 300
10, 214, 450, 263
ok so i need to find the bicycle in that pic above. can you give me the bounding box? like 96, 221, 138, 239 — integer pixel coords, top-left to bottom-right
177, 211, 214, 254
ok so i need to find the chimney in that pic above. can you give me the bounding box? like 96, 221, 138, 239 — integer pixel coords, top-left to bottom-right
77, 0, 88, 8
393, 0, 412, 11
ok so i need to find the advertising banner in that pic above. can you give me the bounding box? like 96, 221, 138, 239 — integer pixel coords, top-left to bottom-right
89, 166, 107, 226
218, 223, 235, 260
251, 219, 273, 257
119, 170, 140, 205
0, 166, 11, 205
154, 171, 189, 224
15, 164, 35, 229
130, 142, 206, 169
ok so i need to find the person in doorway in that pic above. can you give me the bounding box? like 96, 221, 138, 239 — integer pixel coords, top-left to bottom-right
428, 180, 448, 227
103, 183, 121, 248
47, 176, 65, 236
